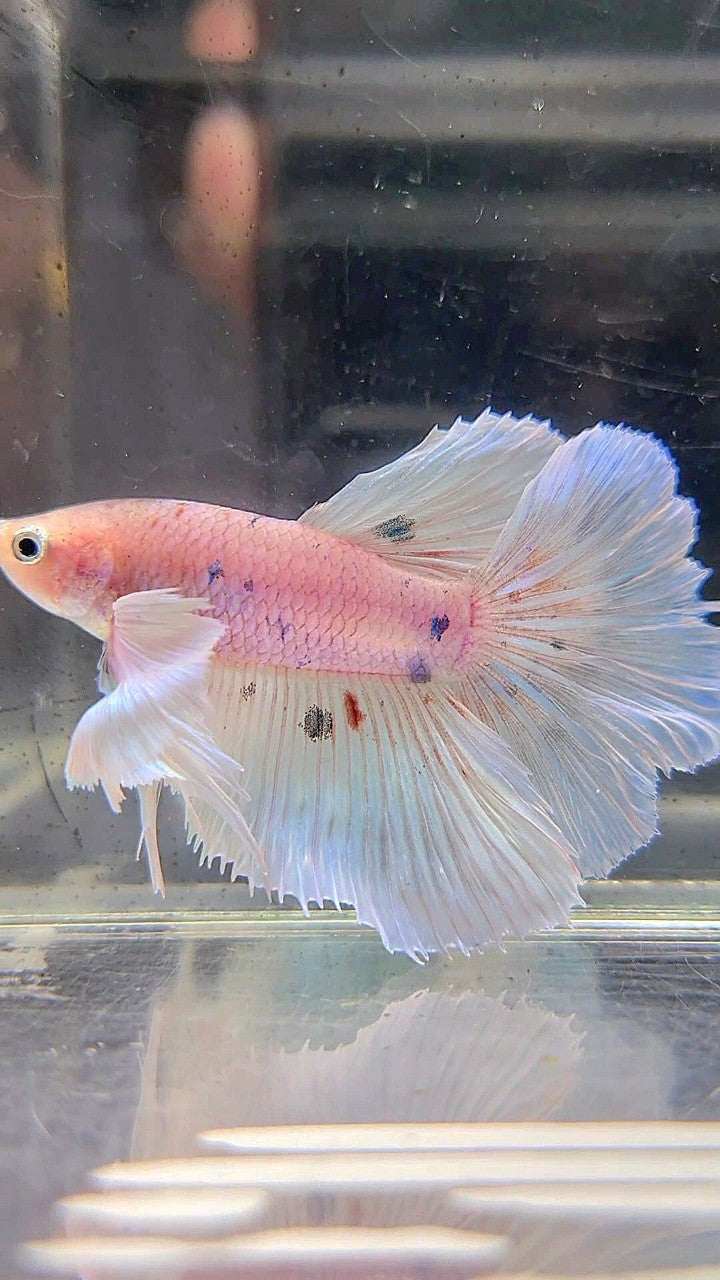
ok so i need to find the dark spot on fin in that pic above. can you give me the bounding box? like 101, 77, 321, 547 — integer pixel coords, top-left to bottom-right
244, 578, 254, 593
301, 705, 334, 741
241, 681, 256, 700
430, 614, 450, 641
408, 654, 431, 684
551, 637, 566, 651
208, 559, 224, 584
343, 690, 364, 731
374, 513, 415, 543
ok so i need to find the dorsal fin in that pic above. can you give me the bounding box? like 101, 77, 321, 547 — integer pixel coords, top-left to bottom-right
299, 409, 563, 578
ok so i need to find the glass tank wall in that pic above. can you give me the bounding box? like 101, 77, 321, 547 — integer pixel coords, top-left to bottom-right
4, 5, 720, 1279
1, 1, 720, 909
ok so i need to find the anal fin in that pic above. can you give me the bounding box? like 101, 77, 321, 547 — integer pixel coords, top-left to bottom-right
185, 661, 582, 959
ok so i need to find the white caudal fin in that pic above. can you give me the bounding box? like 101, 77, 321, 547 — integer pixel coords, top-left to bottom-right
299, 409, 562, 578
180, 662, 581, 960
65, 589, 262, 888
464, 425, 720, 878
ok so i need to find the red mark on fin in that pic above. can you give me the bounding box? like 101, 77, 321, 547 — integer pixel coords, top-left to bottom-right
343, 690, 364, 730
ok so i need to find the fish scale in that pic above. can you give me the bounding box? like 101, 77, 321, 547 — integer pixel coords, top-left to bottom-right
119, 500, 469, 678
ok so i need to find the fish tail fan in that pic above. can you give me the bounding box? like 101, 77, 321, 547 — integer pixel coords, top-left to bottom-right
465, 424, 720, 877
187, 663, 582, 960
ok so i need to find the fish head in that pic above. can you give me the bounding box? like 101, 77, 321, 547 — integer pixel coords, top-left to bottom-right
0, 502, 120, 636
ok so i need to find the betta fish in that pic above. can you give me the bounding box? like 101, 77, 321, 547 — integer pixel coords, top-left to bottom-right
1, 410, 718, 959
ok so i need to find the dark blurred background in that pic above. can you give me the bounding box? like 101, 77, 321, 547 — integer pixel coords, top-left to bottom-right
35, 0, 720, 538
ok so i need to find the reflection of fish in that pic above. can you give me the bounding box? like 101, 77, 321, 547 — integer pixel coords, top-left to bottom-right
131, 986, 581, 1161
1, 410, 719, 957
127, 966, 581, 1272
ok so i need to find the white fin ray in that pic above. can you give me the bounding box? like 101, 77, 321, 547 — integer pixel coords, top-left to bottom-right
65, 589, 263, 884
468, 425, 720, 878
181, 662, 581, 959
136, 782, 165, 895
299, 409, 562, 577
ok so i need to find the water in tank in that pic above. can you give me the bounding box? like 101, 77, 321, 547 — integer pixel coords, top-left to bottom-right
2, 1, 720, 1277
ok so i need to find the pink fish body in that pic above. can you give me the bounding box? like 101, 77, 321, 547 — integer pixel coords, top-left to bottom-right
40, 498, 471, 678
1, 409, 719, 958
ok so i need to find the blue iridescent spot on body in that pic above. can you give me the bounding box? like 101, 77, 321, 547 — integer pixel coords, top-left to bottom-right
408, 654, 431, 684
430, 614, 450, 641
208, 560, 224, 584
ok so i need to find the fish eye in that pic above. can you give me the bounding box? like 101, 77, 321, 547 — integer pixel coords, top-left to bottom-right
12, 528, 46, 564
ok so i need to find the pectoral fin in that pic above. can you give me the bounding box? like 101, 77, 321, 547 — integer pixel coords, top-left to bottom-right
65, 589, 262, 890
